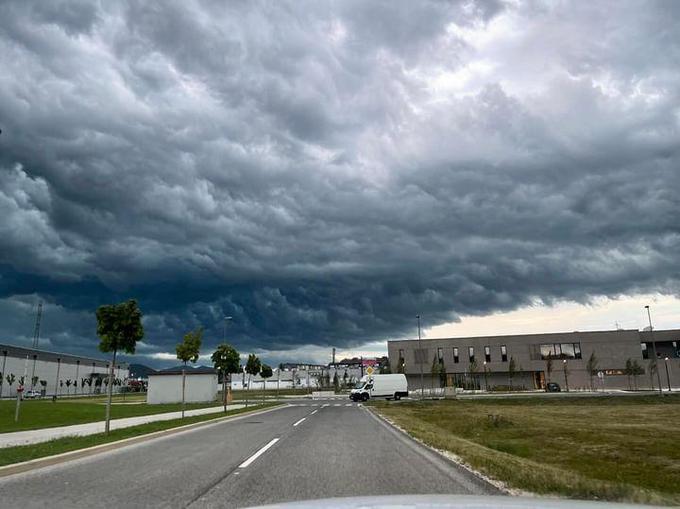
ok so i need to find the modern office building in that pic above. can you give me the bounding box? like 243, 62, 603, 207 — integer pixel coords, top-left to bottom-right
387, 329, 680, 391
0, 343, 129, 398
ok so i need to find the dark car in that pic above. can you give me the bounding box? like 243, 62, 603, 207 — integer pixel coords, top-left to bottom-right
546, 382, 561, 392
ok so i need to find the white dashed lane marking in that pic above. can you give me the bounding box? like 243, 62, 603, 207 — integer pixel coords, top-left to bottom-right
239, 438, 279, 468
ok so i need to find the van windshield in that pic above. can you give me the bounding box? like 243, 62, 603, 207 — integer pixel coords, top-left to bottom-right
354, 382, 365, 389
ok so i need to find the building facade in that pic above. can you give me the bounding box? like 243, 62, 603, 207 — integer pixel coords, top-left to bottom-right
0, 343, 129, 398
388, 329, 680, 391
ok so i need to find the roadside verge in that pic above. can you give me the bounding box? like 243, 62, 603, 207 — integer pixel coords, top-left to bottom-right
0, 403, 284, 478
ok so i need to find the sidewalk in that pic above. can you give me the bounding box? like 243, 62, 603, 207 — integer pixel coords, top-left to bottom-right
0, 403, 248, 448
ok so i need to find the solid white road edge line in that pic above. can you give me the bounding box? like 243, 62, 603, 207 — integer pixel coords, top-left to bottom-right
293, 417, 306, 427
238, 438, 280, 468
310, 410, 318, 415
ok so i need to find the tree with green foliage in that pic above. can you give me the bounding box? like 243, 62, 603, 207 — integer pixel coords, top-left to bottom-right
31, 375, 39, 389
260, 364, 273, 402
96, 299, 144, 434
65, 379, 72, 396
244, 354, 261, 407
586, 352, 599, 390
508, 357, 517, 390
342, 370, 348, 388
332, 372, 339, 392
6, 373, 15, 394
176, 327, 203, 418
211, 343, 240, 412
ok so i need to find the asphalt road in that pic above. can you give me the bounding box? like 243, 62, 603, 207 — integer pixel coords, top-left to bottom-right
0, 400, 500, 508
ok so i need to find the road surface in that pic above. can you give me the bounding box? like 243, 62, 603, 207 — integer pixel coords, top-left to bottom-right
0, 400, 500, 508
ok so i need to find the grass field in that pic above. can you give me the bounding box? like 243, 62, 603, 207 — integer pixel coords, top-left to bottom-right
371, 394, 680, 505
0, 397, 231, 433
0, 402, 281, 468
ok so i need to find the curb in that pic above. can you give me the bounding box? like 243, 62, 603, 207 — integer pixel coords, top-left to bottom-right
0, 403, 286, 479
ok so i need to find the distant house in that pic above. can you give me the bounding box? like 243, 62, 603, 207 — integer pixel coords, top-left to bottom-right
146, 367, 217, 404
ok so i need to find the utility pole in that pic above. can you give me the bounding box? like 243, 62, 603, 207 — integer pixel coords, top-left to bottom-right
417, 315, 424, 399
645, 305, 663, 396
30, 301, 42, 389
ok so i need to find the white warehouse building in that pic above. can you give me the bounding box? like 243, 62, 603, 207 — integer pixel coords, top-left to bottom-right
0, 343, 129, 399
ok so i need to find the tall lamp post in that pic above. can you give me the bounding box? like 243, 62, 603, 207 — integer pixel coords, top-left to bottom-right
644, 306, 663, 396
664, 357, 671, 392
563, 359, 569, 392
417, 315, 424, 399
223, 316, 232, 409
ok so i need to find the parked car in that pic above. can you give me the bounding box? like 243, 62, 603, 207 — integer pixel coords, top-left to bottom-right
546, 382, 561, 392
23, 390, 42, 399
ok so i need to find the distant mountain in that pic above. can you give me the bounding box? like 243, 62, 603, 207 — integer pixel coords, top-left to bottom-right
128, 363, 157, 379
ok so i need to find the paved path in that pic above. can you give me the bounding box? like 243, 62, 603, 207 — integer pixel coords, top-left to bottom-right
0, 404, 247, 448
0, 400, 500, 508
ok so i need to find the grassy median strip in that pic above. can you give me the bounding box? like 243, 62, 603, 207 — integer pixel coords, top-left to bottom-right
0, 402, 281, 468
0, 398, 241, 433
371, 395, 680, 506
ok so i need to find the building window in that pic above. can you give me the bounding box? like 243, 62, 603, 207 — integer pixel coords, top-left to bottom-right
437, 347, 444, 361
641, 343, 648, 359
500, 345, 508, 362
468, 346, 475, 363
414, 348, 428, 365
453, 347, 459, 364
484, 346, 491, 363
539, 343, 582, 360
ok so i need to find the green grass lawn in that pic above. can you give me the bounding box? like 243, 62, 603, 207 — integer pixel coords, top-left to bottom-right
371, 394, 680, 505
0, 397, 232, 433
0, 402, 281, 468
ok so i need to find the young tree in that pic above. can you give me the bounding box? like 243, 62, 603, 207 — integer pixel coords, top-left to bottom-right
96, 299, 144, 434
545, 357, 553, 384
469, 360, 479, 390
508, 357, 517, 390
632, 360, 643, 389
65, 379, 72, 396
211, 343, 240, 412
31, 376, 39, 389
332, 372, 339, 392
6, 374, 15, 395
39, 380, 47, 394
586, 352, 599, 390
244, 354, 261, 407
342, 370, 348, 389
647, 359, 657, 390
176, 327, 203, 418
260, 364, 273, 403
625, 358, 633, 389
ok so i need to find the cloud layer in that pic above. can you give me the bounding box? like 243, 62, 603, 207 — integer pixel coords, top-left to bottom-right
1, 1, 679, 365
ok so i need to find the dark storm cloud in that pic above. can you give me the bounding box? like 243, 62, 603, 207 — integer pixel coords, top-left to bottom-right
1, 0, 679, 363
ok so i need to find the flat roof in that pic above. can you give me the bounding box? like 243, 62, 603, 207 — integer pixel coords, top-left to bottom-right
150, 369, 217, 376
387, 328, 660, 345
0, 342, 127, 368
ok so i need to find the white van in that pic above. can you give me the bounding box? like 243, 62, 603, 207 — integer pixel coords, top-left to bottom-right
350, 374, 408, 401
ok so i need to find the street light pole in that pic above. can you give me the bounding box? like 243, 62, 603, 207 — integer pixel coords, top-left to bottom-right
645, 306, 663, 396
223, 316, 232, 410
417, 315, 424, 399
563, 359, 569, 392
664, 357, 671, 392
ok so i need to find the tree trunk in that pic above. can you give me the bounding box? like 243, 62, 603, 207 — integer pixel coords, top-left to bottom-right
104, 349, 117, 435
181, 364, 186, 419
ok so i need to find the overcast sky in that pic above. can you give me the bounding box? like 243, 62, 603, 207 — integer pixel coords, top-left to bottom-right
1, 1, 679, 368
